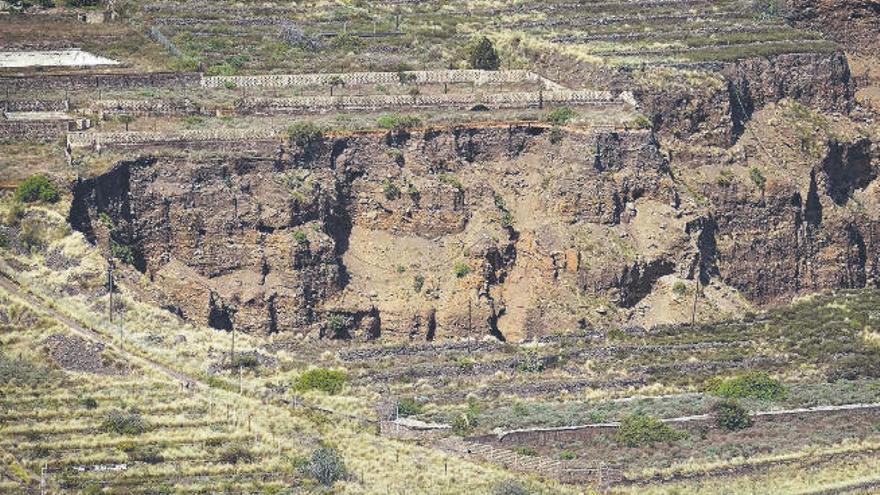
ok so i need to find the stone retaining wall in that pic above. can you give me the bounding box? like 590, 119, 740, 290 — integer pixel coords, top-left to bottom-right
203, 69, 567, 90
0, 120, 68, 140
0, 72, 200, 91
238, 90, 622, 114
1, 99, 69, 112
92, 99, 204, 116
67, 127, 280, 148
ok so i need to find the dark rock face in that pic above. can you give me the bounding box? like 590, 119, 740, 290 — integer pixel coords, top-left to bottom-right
709, 139, 879, 304
786, 0, 880, 51
642, 52, 855, 147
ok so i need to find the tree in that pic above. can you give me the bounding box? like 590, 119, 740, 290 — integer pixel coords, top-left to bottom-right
469, 36, 500, 70
328, 75, 345, 96
118, 114, 135, 131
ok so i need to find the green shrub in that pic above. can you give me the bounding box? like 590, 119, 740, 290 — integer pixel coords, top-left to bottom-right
302, 446, 347, 486
397, 397, 422, 417
707, 371, 786, 400
468, 36, 500, 70
101, 410, 147, 435
413, 274, 425, 293
326, 315, 347, 339
716, 168, 735, 187
438, 173, 464, 192
382, 180, 401, 200
331, 32, 362, 51
291, 229, 310, 248
80, 397, 98, 410
750, 167, 767, 191
377, 114, 422, 131
111, 241, 134, 265
672, 281, 689, 296
515, 350, 545, 373
711, 400, 753, 431
559, 450, 576, 460
494, 193, 514, 228
453, 261, 472, 278
14, 174, 59, 204
546, 107, 577, 126
287, 122, 324, 148
615, 412, 686, 447
406, 183, 420, 200
294, 368, 347, 395
548, 126, 564, 144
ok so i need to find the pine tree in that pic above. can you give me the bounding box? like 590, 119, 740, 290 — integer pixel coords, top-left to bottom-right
469, 36, 500, 70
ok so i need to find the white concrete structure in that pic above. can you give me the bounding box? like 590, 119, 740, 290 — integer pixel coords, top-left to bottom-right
0, 49, 119, 68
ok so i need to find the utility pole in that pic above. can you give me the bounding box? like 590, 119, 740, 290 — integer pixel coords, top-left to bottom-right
691, 281, 700, 326
107, 260, 113, 323
230, 323, 236, 367
467, 299, 472, 354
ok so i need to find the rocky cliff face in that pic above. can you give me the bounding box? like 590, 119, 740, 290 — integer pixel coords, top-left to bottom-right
69, 50, 879, 341
642, 52, 854, 147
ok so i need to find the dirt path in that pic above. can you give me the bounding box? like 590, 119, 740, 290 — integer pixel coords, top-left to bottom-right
0, 272, 197, 388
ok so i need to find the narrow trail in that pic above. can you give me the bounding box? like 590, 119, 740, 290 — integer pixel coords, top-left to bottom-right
0, 269, 373, 424
0, 272, 196, 388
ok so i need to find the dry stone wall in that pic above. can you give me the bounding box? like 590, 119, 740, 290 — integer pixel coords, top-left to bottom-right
67, 127, 279, 148
202, 69, 567, 90
0, 120, 69, 140
0, 72, 200, 91
238, 90, 620, 114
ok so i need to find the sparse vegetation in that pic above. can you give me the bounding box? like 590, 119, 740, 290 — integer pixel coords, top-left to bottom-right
453, 261, 472, 278
377, 114, 422, 131
287, 122, 324, 148
383, 180, 402, 200
546, 107, 577, 126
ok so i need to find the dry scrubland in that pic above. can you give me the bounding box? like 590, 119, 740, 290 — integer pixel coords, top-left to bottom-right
2, 0, 880, 493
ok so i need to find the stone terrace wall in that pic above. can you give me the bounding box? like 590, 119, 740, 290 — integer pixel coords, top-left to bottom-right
202, 69, 567, 90
0, 72, 200, 91
1, 99, 69, 112
239, 90, 621, 114
67, 127, 280, 148
92, 99, 204, 116
0, 120, 68, 140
